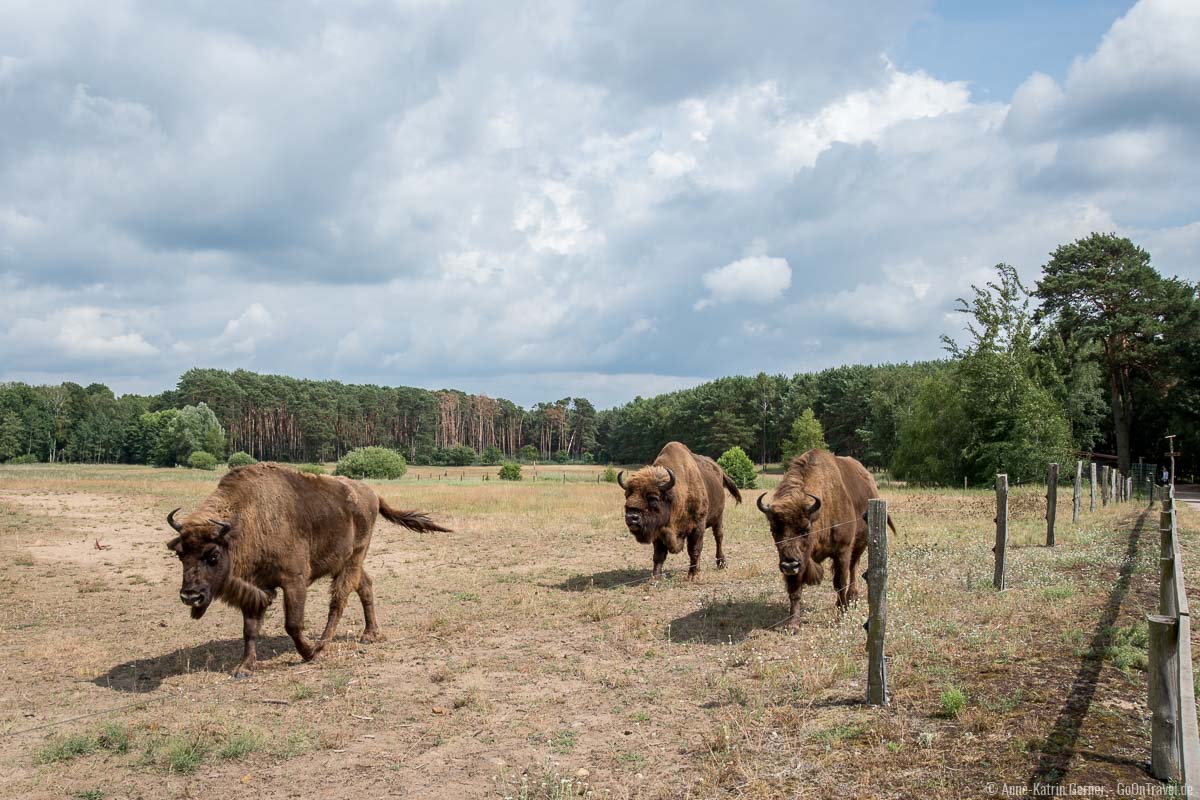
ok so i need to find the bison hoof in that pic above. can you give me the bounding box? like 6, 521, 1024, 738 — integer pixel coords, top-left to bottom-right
232, 668, 254, 679
716, 559, 727, 570
360, 630, 383, 644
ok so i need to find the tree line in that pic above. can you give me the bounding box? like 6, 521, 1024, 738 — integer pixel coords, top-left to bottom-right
1, 234, 1194, 483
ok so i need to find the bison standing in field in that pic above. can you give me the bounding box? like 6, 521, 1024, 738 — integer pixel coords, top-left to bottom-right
618, 441, 742, 580
166, 462, 451, 677
756, 449, 894, 628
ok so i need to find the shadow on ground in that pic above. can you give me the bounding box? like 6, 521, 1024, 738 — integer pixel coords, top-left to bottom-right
555, 568, 651, 592
669, 599, 786, 644
94, 636, 296, 692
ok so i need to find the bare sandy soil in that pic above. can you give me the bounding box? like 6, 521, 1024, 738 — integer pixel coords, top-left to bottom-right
0, 464, 1194, 799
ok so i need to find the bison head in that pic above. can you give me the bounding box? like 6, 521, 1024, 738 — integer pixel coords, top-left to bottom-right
757, 491, 823, 579
617, 466, 676, 544
166, 508, 237, 619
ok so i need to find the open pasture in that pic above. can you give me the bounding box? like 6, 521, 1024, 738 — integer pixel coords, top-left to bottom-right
0, 464, 1194, 798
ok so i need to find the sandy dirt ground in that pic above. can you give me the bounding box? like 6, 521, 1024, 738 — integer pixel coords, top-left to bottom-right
0, 464, 1195, 799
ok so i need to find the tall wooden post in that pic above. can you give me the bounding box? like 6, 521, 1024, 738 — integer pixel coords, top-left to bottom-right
1101, 466, 1109, 507
1148, 614, 1181, 780
865, 498, 888, 706
1046, 463, 1059, 547
1080, 462, 1089, 525
994, 474, 1008, 591
1090, 462, 1097, 513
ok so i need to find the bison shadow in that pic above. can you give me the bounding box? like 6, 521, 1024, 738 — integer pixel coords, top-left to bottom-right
94, 635, 296, 693
555, 568, 651, 592
668, 599, 787, 644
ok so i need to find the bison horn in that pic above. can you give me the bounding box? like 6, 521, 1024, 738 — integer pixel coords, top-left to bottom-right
208, 518, 232, 538
167, 508, 183, 532
757, 493, 771, 514
616, 470, 627, 490
805, 492, 822, 515
660, 467, 676, 493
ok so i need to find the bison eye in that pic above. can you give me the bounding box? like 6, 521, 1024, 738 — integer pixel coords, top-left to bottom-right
204, 552, 219, 566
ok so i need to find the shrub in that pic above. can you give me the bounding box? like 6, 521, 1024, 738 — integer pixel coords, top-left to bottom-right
498, 462, 522, 481
226, 451, 257, 468
781, 408, 828, 464
446, 445, 477, 466
7, 453, 37, 464
553, 449, 570, 464
940, 686, 967, 718
581, 452, 594, 464
187, 451, 218, 471
717, 446, 757, 489
335, 447, 407, 480
518, 445, 539, 463
603, 465, 617, 483
480, 445, 503, 466
295, 463, 326, 475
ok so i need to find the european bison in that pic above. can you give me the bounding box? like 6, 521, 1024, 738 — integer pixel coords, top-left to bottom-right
618, 441, 742, 579
756, 449, 894, 627
166, 462, 451, 677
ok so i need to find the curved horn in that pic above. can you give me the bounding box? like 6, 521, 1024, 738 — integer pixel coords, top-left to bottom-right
757, 493, 771, 514
167, 508, 183, 532
616, 470, 627, 490
805, 492, 822, 515
208, 518, 232, 538
660, 467, 676, 493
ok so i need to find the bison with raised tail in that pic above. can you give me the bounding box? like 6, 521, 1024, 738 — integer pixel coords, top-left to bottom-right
618, 441, 742, 580
166, 462, 451, 677
756, 449, 894, 628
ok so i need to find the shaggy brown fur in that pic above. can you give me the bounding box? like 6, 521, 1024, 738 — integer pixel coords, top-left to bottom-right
619, 441, 742, 579
757, 449, 894, 627
166, 462, 451, 677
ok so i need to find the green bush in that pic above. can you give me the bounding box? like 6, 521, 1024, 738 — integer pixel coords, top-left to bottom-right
226, 451, 257, 468
498, 462, 522, 481
6, 453, 37, 465
518, 445, 539, 463
481, 445, 503, 466
581, 452, 594, 464
717, 446, 757, 489
334, 447, 407, 480
187, 451, 218, 470
553, 449, 570, 464
603, 465, 617, 483
940, 686, 967, 718
295, 463, 326, 475
446, 445, 477, 466
781, 408, 827, 464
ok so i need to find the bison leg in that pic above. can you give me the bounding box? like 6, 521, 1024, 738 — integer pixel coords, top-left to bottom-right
233, 608, 266, 678
711, 519, 727, 569
782, 574, 803, 629
846, 543, 866, 604
651, 540, 668, 579
281, 578, 319, 661
686, 528, 703, 580
832, 551, 852, 611
357, 570, 382, 642
317, 566, 359, 647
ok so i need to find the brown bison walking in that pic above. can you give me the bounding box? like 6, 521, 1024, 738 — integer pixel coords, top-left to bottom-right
756, 449, 894, 628
166, 462, 451, 677
619, 441, 742, 579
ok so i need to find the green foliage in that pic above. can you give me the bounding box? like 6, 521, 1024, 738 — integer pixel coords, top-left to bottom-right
581, 452, 594, 464
186, 451, 218, 470
717, 446, 757, 489
7, 453, 37, 464
164, 733, 210, 773
175, 403, 226, 461
940, 686, 967, 718
446, 445, 477, 466
226, 451, 257, 468
498, 462, 522, 481
553, 449, 570, 464
518, 445, 539, 463
603, 465, 617, 483
481, 444, 503, 465
780, 408, 827, 464
335, 447, 407, 479
1104, 624, 1148, 674
295, 462, 326, 475
35, 732, 99, 763
0, 410, 24, 461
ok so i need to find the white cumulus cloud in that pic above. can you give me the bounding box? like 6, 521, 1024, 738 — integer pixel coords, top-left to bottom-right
695, 255, 792, 310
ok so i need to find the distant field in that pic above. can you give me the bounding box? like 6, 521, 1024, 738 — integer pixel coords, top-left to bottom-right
0, 463, 1193, 798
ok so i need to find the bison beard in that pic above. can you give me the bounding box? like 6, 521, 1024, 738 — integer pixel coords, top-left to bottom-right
619, 441, 741, 580
167, 463, 451, 677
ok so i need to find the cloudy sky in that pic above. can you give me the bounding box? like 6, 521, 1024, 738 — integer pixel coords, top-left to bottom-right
2, 0, 1198, 408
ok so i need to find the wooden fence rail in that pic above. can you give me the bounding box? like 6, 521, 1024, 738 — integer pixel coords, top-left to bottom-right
1147, 485, 1200, 792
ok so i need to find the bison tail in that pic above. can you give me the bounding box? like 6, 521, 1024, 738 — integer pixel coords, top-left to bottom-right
721, 471, 743, 504
887, 515, 897, 536
378, 499, 453, 533
802, 558, 824, 586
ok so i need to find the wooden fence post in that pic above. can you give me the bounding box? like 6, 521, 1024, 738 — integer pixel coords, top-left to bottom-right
1161, 504, 1177, 618
866, 498, 889, 706
1080, 462, 1089, 525
1101, 466, 1109, 507
994, 474, 1008, 591
1148, 614, 1182, 781
1046, 463, 1058, 546
1090, 462, 1097, 512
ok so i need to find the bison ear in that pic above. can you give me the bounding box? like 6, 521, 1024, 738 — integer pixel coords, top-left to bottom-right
166, 536, 182, 553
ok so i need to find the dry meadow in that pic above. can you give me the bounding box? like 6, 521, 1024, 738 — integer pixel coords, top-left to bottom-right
0, 463, 1194, 798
